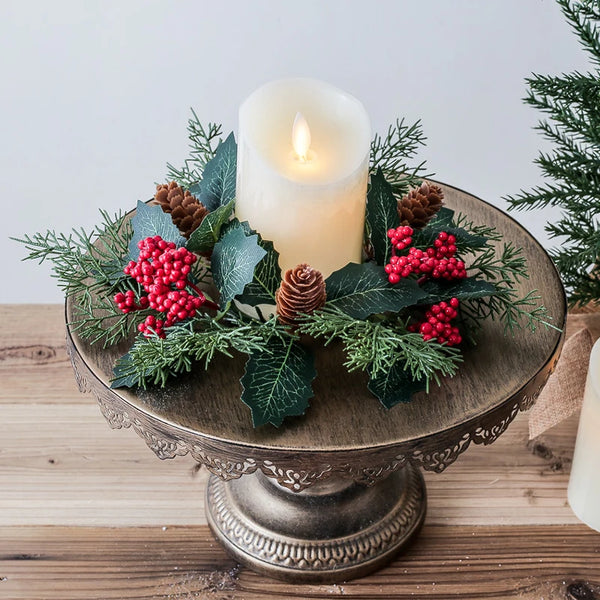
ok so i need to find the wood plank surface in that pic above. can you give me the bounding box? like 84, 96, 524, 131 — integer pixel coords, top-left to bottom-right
2, 304, 600, 599
1, 525, 599, 599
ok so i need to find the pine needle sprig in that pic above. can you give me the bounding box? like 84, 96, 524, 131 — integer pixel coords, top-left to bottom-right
370, 118, 431, 198
13, 210, 132, 299
112, 316, 292, 388
70, 294, 148, 347
454, 213, 503, 243
298, 307, 462, 385
464, 242, 558, 334
166, 112, 223, 188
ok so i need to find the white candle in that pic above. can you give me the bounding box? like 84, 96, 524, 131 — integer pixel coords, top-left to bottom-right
568, 337, 600, 531
235, 78, 371, 278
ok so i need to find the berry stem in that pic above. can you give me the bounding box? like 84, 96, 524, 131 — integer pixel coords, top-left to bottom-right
188, 281, 219, 311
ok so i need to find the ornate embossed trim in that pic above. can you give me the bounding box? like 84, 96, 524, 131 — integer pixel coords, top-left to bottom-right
206, 466, 425, 573
66, 325, 563, 492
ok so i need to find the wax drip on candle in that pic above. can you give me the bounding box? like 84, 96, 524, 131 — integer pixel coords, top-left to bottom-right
292, 112, 314, 163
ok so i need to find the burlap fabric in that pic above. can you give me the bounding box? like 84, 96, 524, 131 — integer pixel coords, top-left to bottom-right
528, 327, 594, 439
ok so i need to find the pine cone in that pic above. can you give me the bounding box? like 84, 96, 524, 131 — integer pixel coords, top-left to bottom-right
276, 264, 327, 326
154, 181, 209, 238
398, 182, 444, 229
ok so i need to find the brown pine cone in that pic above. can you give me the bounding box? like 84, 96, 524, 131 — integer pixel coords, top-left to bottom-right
276, 264, 327, 326
398, 182, 444, 229
154, 181, 209, 238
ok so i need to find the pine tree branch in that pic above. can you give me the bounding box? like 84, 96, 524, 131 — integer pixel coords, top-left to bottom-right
557, 0, 600, 66
505, 182, 590, 211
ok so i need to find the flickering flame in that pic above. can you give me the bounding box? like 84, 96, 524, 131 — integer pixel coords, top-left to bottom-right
292, 112, 311, 162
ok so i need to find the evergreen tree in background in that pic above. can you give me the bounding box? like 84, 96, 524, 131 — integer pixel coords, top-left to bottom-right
506, 0, 600, 307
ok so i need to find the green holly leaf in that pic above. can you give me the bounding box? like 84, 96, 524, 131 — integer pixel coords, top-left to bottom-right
367, 362, 426, 408
237, 237, 281, 305
186, 199, 235, 254
428, 206, 455, 228
241, 338, 316, 427
418, 277, 497, 305
190, 132, 237, 212
211, 224, 267, 307
366, 168, 400, 265
128, 201, 186, 261
111, 352, 142, 388
325, 262, 427, 319
412, 207, 487, 250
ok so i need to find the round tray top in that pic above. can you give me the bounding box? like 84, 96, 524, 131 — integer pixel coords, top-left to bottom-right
67, 183, 566, 488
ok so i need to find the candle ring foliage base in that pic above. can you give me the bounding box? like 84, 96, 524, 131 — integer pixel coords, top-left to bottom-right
15, 109, 561, 428
206, 466, 426, 582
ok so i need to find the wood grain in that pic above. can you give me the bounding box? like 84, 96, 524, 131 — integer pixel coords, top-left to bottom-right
2, 303, 599, 599
0, 304, 80, 403
1, 525, 599, 599
0, 402, 581, 527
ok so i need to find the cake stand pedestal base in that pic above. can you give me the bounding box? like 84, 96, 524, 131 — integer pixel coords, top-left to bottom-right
205, 463, 426, 583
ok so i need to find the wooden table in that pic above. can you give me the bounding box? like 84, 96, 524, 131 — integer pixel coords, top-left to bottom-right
2, 304, 600, 599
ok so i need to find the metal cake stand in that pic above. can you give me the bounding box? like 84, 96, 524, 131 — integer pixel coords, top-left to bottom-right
65, 183, 566, 582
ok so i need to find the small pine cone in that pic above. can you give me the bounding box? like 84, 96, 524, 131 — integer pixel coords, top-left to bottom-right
398, 182, 444, 229
154, 181, 209, 238
276, 264, 327, 326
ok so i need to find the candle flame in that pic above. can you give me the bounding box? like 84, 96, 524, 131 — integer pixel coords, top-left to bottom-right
292, 112, 311, 162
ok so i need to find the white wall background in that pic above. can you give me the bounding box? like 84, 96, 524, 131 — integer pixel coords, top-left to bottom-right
1, 0, 590, 303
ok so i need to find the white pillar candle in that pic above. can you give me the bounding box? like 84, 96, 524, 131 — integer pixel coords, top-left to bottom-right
235, 78, 371, 279
568, 337, 600, 531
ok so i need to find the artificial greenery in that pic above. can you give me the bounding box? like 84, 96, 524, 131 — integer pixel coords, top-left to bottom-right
166, 112, 222, 189
505, 0, 600, 307
16, 111, 556, 427
369, 119, 430, 199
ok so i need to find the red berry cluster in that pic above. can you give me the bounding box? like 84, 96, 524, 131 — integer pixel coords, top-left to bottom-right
408, 298, 462, 346
115, 235, 217, 338
387, 225, 413, 251
384, 228, 467, 285
114, 289, 149, 312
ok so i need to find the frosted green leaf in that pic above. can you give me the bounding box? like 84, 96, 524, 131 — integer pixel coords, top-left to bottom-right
366, 169, 400, 265
193, 132, 237, 211
186, 199, 235, 254
241, 338, 316, 427
367, 363, 426, 408
325, 262, 427, 319
128, 201, 186, 260
211, 225, 266, 306
419, 278, 497, 305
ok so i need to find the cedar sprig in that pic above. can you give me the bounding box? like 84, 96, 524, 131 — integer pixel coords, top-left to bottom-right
505, 0, 600, 307
13, 210, 132, 298
370, 118, 431, 198
70, 294, 150, 347
453, 213, 503, 249
112, 316, 293, 388
462, 242, 558, 334
14, 210, 142, 347
297, 307, 462, 386
166, 111, 223, 188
